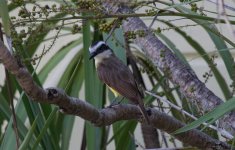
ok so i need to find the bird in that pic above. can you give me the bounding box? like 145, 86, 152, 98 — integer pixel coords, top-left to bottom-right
89, 41, 150, 124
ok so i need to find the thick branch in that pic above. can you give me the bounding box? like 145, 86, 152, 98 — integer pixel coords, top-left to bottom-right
0, 39, 232, 149
43, 89, 233, 149
101, 3, 235, 134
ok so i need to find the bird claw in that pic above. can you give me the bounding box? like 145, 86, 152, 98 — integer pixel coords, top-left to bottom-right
107, 96, 125, 108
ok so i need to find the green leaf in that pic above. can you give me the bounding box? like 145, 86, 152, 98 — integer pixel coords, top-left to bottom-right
83, 13, 104, 150
61, 116, 75, 150
0, 93, 28, 150
19, 116, 38, 150
20, 94, 55, 150
32, 108, 58, 150
157, 33, 188, 65
0, 93, 11, 119
173, 97, 235, 134
57, 51, 83, 90
205, 25, 235, 82
38, 39, 83, 82
114, 121, 137, 150
103, 28, 127, 63
60, 54, 84, 150
0, 0, 11, 36
0, 93, 40, 149
56, 46, 83, 150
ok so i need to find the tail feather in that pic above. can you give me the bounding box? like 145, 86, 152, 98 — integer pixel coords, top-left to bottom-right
138, 104, 150, 124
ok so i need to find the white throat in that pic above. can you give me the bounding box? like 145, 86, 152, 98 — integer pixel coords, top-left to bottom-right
94, 50, 112, 67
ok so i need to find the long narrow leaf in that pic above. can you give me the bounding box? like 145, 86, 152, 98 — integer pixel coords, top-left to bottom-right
56, 47, 83, 150
0, 93, 28, 150
38, 39, 83, 82
173, 97, 235, 134
83, 14, 104, 150
0, 0, 11, 36
19, 116, 38, 150
32, 108, 58, 150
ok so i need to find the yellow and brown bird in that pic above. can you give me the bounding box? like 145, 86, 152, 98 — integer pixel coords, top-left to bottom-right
89, 41, 150, 123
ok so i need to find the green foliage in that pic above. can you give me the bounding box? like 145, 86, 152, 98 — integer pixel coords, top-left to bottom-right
0, 0, 234, 149
173, 97, 235, 135
0, 0, 11, 36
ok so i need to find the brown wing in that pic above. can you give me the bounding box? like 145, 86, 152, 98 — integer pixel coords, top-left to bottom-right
97, 55, 142, 104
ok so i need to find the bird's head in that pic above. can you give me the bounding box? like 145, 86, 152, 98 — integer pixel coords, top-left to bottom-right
89, 41, 113, 60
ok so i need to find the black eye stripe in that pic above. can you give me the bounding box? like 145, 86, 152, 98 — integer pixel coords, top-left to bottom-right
96, 44, 110, 53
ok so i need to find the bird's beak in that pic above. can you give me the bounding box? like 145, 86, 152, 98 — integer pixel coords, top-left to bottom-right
89, 52, 96, 60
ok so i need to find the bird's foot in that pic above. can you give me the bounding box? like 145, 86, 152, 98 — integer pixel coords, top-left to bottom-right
108, 97, 124, 108
108, 98, 118, 108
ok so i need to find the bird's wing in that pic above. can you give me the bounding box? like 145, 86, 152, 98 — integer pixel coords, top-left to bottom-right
97, 56, 141, 104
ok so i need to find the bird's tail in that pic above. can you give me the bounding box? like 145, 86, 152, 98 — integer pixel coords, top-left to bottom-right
138, 103, 150, 124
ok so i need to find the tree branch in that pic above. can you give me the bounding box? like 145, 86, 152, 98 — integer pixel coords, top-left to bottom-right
0, 39, 232, 149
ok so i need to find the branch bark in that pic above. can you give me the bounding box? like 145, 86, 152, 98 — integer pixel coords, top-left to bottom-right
0, 39, 232, 149
141, 124, 160, 148
101, 2, 235, 135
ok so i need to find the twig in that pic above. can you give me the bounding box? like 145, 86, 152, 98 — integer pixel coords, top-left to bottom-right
148, 10, 160, 31
12, 11, 235, 26
29, 20, 64, 63
105, 19, 120, 43
145, 90, 234, 140
148, 9, 173, 31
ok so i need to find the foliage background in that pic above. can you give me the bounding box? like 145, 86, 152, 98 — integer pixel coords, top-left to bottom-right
0, 0, 235, 149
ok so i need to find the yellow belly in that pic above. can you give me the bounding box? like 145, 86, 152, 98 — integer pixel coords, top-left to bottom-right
108, 86, 119, 97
